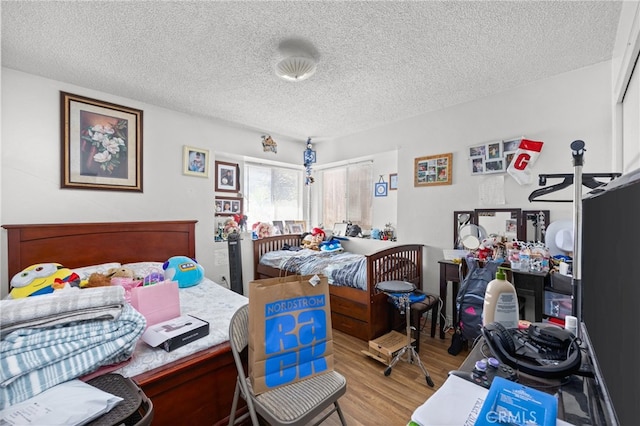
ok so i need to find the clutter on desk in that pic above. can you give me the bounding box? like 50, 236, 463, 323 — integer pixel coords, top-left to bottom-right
475, 377, 558, 426
507, 241, 551, 273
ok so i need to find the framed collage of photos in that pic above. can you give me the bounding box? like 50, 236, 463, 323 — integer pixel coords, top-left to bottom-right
414, 152, 452, 187
469, 137, 522, 175
215, 196, 243, 216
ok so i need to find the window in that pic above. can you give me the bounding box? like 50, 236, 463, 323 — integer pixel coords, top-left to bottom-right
322, 162, 372, 230
244, 163, 303, 224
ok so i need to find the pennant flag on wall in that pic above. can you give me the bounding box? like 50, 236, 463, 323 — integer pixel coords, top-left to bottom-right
507, 139, 544, 185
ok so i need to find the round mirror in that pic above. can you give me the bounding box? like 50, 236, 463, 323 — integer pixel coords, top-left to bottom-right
458, 223, 487, 250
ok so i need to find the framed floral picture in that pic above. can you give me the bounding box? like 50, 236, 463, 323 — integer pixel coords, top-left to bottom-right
183, 146, 209, 177
215, 196, 243, 216
215, 161, 240, 193
61, 92, 143, 191
414, 152, 453, 186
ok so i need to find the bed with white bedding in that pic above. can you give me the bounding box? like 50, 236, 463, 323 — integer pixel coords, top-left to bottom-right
2, 220, 248, 426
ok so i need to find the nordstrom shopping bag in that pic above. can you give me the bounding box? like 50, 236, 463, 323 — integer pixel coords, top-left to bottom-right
130, 280, 180, 328
248, 274, 334, 394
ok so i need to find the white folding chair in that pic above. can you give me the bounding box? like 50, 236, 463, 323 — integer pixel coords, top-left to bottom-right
228, 304, 348, 426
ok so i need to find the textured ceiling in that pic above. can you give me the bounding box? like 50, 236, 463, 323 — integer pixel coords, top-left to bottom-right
1, 1, 623, 142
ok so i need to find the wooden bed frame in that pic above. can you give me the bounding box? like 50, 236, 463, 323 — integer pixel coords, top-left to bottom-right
253, 234, 423, 341
2, 220, 242, 426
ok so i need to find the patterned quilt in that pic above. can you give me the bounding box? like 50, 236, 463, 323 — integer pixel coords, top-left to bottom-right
259, 249, 368, 290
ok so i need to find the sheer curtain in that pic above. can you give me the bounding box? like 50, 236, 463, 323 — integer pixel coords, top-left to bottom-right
322, 162, 372, 230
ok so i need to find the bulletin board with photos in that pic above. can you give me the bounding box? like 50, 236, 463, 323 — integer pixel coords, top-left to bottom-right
414, 152, 452, 186
469, 137, 522, 175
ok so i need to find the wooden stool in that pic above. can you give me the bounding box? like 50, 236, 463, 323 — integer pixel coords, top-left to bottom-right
410, 293, 439, 353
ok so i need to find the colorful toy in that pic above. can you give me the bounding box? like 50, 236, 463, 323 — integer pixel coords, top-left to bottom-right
10, 263, 81, 298
163, 256, 204, 288
302, 233, 323, 250
144, 271, 165, 286
252, 222, 273, 239
312, 227, 326, 240
320, 239, 343, 253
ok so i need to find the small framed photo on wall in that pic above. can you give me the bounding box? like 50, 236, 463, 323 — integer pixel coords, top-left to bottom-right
468, 145, 486, 158
389, 173, 398, 190
485, 158, 505, 173
471, 157, 485, 175
502, 138, 521, 154
215, 161, 240, 192
183, 146, 209, 177
487, 141, 502, 160
215, 196, 243, 216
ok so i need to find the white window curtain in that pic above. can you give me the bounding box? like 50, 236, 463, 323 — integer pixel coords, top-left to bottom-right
244, 163, 303, 224
322, 162, 373, 230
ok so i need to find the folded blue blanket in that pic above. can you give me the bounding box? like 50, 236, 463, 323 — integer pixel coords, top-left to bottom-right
0, 304, 146, 409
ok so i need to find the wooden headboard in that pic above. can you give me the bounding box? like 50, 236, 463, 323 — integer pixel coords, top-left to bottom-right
3, 220, 197, 292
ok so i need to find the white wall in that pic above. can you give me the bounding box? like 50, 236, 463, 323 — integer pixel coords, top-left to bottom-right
0, 62, 618, 301
321, 62, 614, 296
0, 68, 304, 298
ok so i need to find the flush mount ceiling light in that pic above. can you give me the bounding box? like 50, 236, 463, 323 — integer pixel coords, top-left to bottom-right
275, 56, 317, 82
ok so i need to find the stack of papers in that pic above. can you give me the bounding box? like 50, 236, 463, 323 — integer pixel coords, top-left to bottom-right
411, 375, 574, 426
0, 379, 121, 425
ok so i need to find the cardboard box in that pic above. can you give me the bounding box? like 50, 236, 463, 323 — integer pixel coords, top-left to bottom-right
363, 330, 414, 364
141, 314, 209, 352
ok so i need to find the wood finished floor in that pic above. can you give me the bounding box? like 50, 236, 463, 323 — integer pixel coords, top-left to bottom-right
318, 319, 471, 426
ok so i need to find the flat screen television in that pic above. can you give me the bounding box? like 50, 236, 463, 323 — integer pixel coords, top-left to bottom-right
581, 167, 640, 425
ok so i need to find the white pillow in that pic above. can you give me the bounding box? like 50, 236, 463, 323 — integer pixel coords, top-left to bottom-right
72, 262, 121, 280
121, 262, 165, 279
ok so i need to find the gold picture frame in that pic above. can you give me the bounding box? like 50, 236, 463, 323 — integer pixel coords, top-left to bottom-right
61, 92, 143, 191
414, 152, 452, 187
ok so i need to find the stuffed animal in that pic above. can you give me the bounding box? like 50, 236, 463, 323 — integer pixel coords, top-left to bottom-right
311, 227, 326, 241
163, 256, 204, 288
302, 233, 323, 250
106, 267, 135, 279
252, 222, 273, 239
9, 263, 81, 298
84, 272, 113, 288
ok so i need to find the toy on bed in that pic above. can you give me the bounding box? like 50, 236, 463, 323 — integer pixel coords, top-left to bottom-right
83, 266, 139, 289
143, 271, 165, 285
302, 227, 326, 250
9, 263, 81, 298
319, 238, 343, 253
163, 256, 204, 288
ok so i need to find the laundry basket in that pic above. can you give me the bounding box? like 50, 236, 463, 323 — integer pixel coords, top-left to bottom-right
86, 373, 154, 426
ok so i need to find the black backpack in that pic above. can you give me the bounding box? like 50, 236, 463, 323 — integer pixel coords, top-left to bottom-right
455, 257, 501, 343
